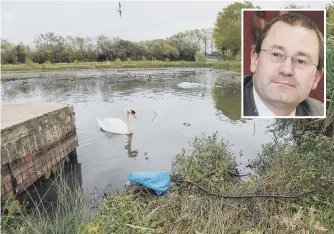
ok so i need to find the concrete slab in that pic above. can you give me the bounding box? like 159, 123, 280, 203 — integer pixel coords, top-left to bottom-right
1, 103, 70, 130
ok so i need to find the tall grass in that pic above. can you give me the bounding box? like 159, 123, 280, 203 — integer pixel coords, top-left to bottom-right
3, 131, 332, 233
1, 165, 92, 234
1, 60, 241, 73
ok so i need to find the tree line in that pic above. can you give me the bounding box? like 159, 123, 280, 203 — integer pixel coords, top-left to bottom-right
1, 1, 333, 65
1, 28, 215, 64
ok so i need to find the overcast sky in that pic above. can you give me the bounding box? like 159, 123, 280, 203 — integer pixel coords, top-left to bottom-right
1, 0, 330, 46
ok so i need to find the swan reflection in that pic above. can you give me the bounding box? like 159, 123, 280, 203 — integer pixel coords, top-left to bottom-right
125, 134, 139, 157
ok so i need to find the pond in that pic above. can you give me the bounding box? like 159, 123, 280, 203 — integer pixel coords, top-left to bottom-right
1, 68, 274, 202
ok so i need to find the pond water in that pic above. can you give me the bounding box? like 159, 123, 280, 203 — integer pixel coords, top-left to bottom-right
1, 68, 274, 202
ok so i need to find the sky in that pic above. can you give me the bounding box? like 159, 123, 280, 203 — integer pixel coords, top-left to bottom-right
1, 0, 331, 46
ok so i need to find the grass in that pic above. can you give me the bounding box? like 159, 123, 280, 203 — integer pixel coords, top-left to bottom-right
1, 60, 241, 73
2, 131, 333, 234
1, 165, 93, 234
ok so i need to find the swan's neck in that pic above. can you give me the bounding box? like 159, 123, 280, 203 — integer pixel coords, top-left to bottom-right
126, 112, 131, 133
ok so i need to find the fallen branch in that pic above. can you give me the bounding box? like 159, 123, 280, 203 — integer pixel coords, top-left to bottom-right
175, 179, 314, 199
126, 224, 155, 231
150, 110, 157, 122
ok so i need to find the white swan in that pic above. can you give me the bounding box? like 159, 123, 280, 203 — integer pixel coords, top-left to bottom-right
177, 82, 203, 89
96, 108, 137, 134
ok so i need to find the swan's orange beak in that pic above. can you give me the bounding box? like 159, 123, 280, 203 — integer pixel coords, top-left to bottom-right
131, 113, 137, 118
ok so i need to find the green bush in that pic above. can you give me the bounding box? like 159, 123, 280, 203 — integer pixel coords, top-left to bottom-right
114, 58, 122, 67
224, 49, 234, 60
25, 59, 39, 69
234, 51, 241, 61
194, 51, 207, 62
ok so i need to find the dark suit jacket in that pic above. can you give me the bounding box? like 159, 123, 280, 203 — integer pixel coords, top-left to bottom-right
243, 76, 324, 117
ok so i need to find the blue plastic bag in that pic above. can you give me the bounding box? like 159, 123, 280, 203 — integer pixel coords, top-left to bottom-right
128, 171, 170, 196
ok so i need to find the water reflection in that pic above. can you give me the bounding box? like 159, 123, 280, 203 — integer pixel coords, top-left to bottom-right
125, 134, 139, 157
98, 128, 139, 158
97, 128, 139, 157
212, 85, 241, 121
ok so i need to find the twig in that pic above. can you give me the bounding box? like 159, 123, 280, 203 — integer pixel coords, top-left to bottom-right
305, 118, 324, 126
287, 179, 301, 195
138, 185, 155, 198
125, 224, 155, 231
253, 121, 256, 135
198, 170, 248, 182
175, 179, 314, 199
198, 169, 219, 181
228, 171, 249, 177
272, 130, 278, 144
150, 110, 157, 122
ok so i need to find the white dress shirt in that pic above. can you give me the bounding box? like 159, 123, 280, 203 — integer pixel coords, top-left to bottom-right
253, 86, 296, 117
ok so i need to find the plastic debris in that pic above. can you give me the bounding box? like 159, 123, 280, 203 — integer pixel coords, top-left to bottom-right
128, 171, 170, 196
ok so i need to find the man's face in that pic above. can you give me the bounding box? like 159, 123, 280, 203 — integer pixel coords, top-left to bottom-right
250, 21, 323, 107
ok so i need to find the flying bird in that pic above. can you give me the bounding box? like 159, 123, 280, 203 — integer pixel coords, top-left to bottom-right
118, 2, 122, 17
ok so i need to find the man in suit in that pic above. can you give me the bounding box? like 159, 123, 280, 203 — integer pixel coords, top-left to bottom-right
243, 12, 324, 117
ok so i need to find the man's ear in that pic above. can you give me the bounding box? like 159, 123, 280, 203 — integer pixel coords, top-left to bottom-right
311, 68, 323, 90
250, 48, 259, 73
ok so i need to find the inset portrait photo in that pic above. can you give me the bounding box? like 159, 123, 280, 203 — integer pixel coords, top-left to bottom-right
241, 9, 326, 118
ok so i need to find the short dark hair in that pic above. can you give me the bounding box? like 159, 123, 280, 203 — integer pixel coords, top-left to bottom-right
254, 12, 324, 72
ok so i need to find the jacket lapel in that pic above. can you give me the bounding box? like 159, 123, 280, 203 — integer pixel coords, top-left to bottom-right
244, 76, 259, 116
